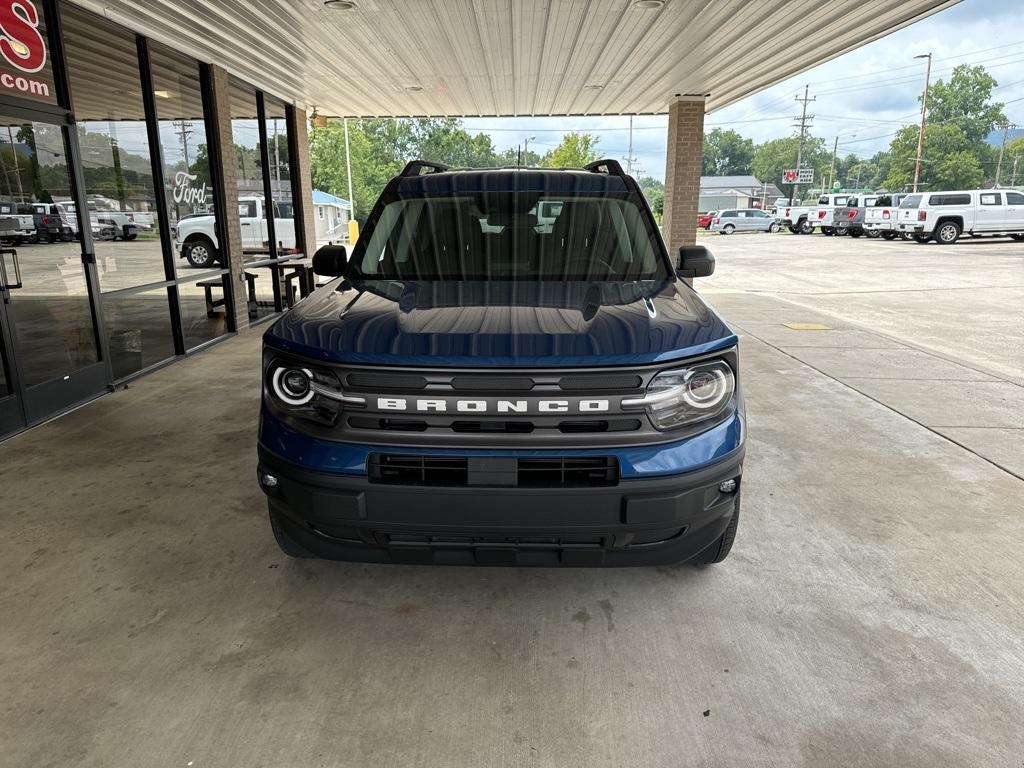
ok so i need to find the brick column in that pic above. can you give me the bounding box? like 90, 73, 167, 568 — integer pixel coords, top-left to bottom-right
662, 95, 706, 255
290, 107, 318, 258
208, 64, 249, 331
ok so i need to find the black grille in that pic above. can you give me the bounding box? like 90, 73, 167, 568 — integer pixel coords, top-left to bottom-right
450, 375, 536, 391
517, 457, 619, 488
369, 454, 619, 487
346, 372, 427, 390
558, 374, 643, 391
369, 455, 468, 486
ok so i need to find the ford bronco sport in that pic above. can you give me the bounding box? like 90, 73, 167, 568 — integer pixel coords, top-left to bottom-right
258, 160, 745, 567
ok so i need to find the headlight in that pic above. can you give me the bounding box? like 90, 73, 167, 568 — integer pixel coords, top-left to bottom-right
623, 360, 735, 430
264, 356, 365, 425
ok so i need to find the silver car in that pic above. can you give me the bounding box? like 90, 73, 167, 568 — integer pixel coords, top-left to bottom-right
711, 208, 782, 234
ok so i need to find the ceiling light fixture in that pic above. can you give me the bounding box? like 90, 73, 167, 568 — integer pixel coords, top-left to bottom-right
324, 0, 358, 10
631, 0, 665, 8
584, 84, 604, 90
405, 85, 424, 92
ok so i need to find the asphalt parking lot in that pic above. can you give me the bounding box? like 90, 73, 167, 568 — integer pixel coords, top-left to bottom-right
2, 233, 1023, 767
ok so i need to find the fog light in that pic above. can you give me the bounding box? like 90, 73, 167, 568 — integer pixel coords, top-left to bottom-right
718, 479, 737, 493
260, 473, 279, 488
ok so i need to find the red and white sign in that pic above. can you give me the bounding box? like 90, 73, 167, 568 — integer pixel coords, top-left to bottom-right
783, 168, 814, 184
0, 0, 50, 99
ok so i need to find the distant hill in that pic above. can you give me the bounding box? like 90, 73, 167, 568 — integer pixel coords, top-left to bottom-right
986, 127, 1024, 146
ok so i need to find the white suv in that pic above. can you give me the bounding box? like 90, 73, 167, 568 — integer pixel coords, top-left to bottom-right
897, 189, 1024, 244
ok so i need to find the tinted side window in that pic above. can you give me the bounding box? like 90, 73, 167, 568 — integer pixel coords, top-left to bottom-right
928, 194, 971, 206
900, 195, 922, 209
817, 196, 828, 204
1005, 192, 1024, 205
834, 196, 849, 206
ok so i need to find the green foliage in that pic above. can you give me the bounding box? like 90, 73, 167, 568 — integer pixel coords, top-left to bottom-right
751, 136, 829, 193
702, 128, 754, 176
544, 132, 601, 168
925, 64, 1006, 147
883, 124, 984, 191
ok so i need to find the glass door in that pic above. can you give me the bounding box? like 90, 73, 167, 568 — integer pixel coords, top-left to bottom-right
0, 291, 22, 437
0, 113, 107, 428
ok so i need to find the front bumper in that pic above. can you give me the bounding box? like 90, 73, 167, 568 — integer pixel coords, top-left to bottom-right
258, 445, 744, 567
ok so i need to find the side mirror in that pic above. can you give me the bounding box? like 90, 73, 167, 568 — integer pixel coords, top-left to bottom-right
677, 245, 715, 279
313, 244, 348, 276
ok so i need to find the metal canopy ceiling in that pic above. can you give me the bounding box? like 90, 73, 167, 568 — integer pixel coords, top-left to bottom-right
68, 0, 959, 117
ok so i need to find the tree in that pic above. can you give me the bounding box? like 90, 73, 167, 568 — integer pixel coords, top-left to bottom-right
883, 123, 984, 191
1004, 135, 1024, 185
702, 128, 754, 176
544, 132, 601, 168
637, 176, 664, 220
925, 64, 1006, 148
751, 135, 829, 198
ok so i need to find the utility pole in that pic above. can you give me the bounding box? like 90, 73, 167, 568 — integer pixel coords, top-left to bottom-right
173, 120, 193, 169
995, 122, 1016, 187
912, 52, 932, 193
792, 85, 815, 205
828, 136, 838, 191
624, 116, 638, 175
523, 135, 535, 166
1012, 155, 1019, 188
343, 117, 355, 221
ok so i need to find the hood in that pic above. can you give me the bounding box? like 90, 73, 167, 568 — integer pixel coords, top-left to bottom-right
264, 279, 737, 367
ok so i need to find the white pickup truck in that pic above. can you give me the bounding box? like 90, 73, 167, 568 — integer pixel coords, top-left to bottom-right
174, 196, 297, 268
805, 193, 851, 236
863, 193, 909, 239
777, 200, 817, 234
897, 189, 1024, 244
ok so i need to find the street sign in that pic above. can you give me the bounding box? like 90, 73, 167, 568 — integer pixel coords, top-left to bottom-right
783, 168, 814, 184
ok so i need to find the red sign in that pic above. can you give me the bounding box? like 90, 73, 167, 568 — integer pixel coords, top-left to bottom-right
0, 0, 51, 100
782, 169, 797, 183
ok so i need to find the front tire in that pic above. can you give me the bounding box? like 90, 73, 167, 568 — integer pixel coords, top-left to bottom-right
183, 238, 217, 268
799, 219, 814, 235
822, 226, 835, 236
698, 490, 741, 565
935, 221, 961, 244
768, 222, 781, 233
269, 507, 315, 559
722, 224, 735, 235
881, 231, 898, 240
913, 233, 932, 244
866, 229, 880, 238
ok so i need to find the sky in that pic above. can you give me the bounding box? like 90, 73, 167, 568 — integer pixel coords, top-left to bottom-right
462, 0, 1024, 182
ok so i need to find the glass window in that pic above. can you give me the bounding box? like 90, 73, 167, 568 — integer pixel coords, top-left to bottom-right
264, 97, 297, 256
63, 8, 164, 292
928, 194, 971, 206
0, 116, 100, 387
178, 274, 229, 350
150, 43, 218, 279
1005, 192, 1024, 205
229, 76, 265, 261
900, 195, 922, 209
980, 193, 1001, 206
0, 0, 57, 106
102, 287, 175, 380
356, 193, 667, 281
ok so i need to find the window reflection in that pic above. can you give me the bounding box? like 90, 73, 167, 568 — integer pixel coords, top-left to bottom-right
63, 8, 164, 292
229, 77, 268, 261
0, 118, 99, 387
150, 44, 219, 278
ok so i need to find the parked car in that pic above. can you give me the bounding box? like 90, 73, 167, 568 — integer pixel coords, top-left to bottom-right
896, 189, 1024, 244
863, 193, 908, 239
806, 193, 851, 236
711, 208, 781, 234
258, 159, 745, 567
833, 194, 881, 238
777, 200, 816, 234
698, 210, 717, 229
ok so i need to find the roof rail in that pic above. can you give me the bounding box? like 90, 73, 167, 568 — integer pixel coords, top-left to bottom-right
584, 159, 626, 177
400, 160, 450, 177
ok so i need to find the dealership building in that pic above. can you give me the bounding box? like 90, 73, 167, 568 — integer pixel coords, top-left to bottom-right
0, 0, 955, 440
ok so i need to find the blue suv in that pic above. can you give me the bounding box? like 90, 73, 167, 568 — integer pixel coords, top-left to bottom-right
258, 160, 745, 566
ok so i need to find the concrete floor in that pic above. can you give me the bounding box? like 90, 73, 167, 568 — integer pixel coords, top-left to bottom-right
2, 234, 1024, 767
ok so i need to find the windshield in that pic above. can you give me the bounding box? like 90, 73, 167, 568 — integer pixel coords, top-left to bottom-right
354, 192, 669, 281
